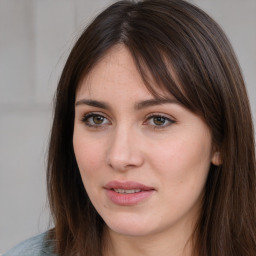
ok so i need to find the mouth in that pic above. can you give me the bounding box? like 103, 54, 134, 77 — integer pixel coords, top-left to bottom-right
104, 181, 155, 206
113, 189, 142, 194
104, 180, 155, 192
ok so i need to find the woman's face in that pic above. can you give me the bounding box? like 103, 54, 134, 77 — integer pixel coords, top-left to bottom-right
73, 45, 219, 239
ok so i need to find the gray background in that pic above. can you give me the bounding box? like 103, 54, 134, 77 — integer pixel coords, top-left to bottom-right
0, 0, 255, 253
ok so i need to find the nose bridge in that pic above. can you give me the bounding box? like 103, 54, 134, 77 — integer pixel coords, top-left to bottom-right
107, 122, 143, 170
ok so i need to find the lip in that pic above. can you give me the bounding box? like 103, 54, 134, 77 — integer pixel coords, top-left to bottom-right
104, 181, 155, 206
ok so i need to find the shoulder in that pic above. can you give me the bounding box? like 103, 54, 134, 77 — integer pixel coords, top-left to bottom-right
3, 232, 56, 256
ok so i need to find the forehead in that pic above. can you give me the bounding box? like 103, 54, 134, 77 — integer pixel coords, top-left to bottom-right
76, 45, 172, 100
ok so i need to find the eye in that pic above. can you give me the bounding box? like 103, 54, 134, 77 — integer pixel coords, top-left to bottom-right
144, 114, 175, 129
81, 113, 111, 127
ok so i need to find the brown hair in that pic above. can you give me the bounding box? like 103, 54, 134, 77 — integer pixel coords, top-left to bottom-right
47, 0, 256, 255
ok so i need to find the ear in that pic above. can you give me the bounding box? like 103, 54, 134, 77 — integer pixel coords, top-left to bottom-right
211, 151, 222, 166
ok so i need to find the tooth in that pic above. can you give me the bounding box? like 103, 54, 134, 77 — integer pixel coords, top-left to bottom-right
114, 189, 125, 193
114, 189, 141, 194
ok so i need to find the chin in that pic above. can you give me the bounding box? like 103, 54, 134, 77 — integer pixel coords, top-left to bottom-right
108, 224, 154, 237
103, 212, 158, 237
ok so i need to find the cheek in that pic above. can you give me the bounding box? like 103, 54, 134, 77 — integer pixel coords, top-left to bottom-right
150, 137, 211, 217
73, 132, 105, 180
148, 133, 212, 190
73, 133, 107, 205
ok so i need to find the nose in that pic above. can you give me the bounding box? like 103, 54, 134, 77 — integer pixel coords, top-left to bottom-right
106, 126, 144, 171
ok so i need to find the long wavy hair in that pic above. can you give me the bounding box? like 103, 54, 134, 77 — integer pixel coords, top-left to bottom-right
46, 0, 256, 255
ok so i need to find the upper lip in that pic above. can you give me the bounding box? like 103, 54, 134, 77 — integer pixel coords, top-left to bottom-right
104, 181, 155, 191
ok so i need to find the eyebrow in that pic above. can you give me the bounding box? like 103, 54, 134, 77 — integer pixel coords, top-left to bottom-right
135, 98, 179, 110
75, 98, 179, 110
75, 99, 110, 109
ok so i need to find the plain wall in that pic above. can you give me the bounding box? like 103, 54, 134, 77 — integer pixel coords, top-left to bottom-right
0, 0, 255, 253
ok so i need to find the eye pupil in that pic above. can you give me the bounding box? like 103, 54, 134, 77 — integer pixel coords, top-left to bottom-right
93, 115, 104, 124
153, 116, 166, 125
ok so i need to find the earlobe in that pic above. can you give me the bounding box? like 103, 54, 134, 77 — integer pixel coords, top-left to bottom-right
211, 151, 222, 166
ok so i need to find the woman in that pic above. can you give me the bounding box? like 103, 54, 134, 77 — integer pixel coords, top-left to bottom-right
5, 0, 256, 255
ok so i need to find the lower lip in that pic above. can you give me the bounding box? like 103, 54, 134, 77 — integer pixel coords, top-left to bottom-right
105, 189, 154, 206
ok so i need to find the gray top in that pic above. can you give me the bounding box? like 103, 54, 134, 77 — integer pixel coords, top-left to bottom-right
3, 232, 55, 256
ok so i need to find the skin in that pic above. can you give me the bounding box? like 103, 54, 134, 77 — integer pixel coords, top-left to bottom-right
73, 45, 220, 256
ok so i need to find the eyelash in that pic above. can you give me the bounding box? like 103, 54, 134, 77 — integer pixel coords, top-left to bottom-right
144, 113, 175, 129
81, 112, 175, 129
81, 113, 110, 128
